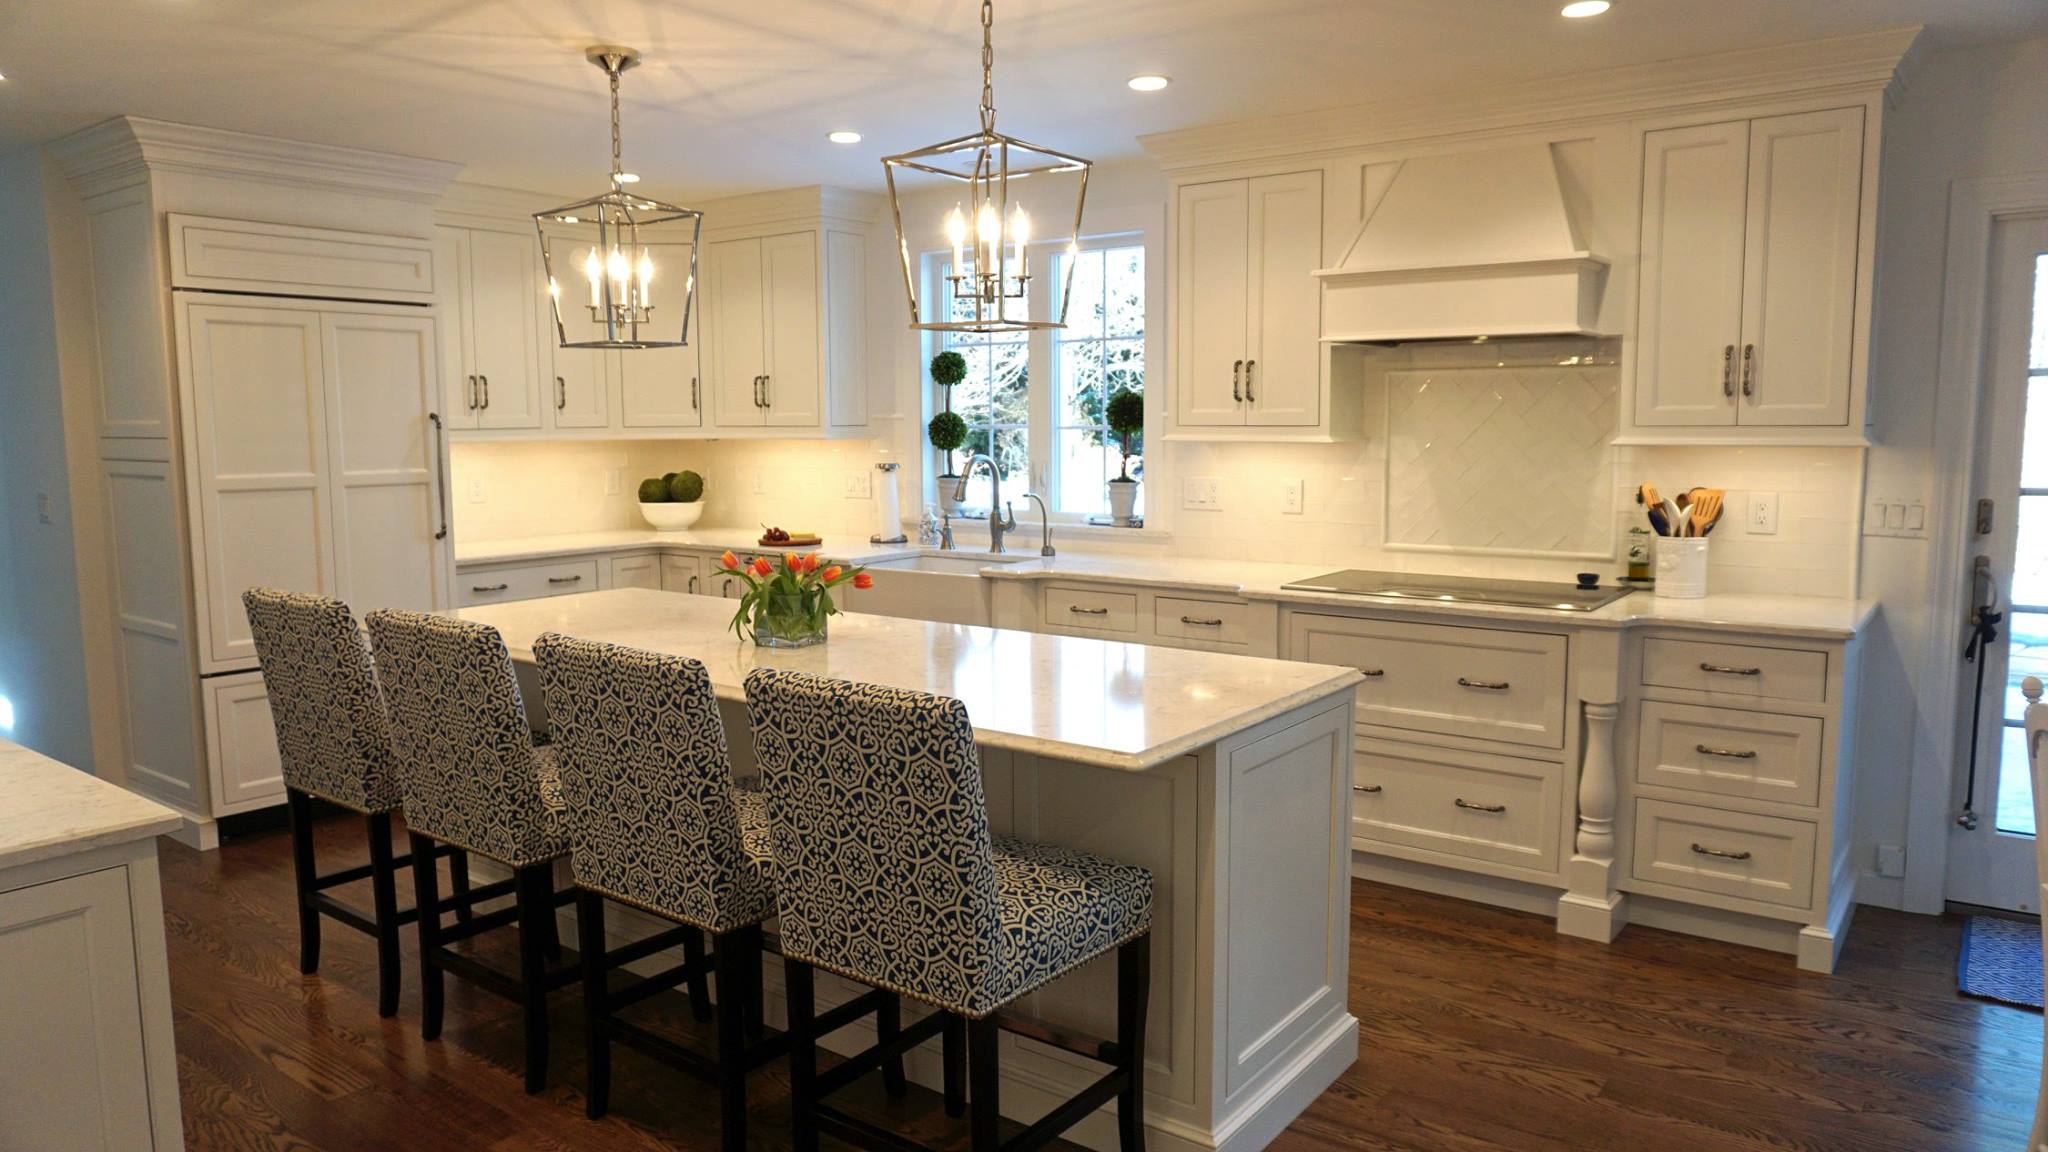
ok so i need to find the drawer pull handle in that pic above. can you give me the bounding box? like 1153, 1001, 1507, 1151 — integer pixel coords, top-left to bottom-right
1180, 615, 1225, 627
1691, 843, 1752, 861
1069, 606, 1110, 615
1699, 662, 1762, 676
472, 583, 509, 593
1454, 798, 1506, 813
1352, 784, 1383, 794
1695, 744, 1759, 759
1359, 668, 1385, 678
547, 575, 583, 585
1456, 677, 1510, 691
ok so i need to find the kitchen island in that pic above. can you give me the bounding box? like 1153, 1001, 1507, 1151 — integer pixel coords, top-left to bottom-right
459, 587, 1364, 1152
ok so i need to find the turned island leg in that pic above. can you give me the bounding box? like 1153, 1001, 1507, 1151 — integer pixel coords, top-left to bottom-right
1558, 657, 1628, 942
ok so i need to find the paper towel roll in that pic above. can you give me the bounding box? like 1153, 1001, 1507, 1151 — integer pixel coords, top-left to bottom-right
872, 463, 907, 543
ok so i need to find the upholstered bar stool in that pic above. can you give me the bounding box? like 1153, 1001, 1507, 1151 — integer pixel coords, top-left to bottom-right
535, 633, 814, 1150
744, 668, 1155, 1152
242, 587, 472, 1019
365, 609, 581, 1094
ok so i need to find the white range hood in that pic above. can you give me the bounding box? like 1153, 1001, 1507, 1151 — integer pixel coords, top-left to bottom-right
1315, 145, 1608, 342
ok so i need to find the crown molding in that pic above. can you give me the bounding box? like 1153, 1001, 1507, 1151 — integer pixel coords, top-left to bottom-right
437, 179, 571, 227
1140, 26, 1923, 171
47, 116, 462, 203
697, 184, 885, 232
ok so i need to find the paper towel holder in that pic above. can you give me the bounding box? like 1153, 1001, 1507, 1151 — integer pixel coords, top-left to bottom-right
870, 462, 909, 544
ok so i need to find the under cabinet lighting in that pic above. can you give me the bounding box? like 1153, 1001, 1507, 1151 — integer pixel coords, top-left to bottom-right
1560, 1, 1610, 16
828, 130, 863, 144
1127, 74, 1170, 92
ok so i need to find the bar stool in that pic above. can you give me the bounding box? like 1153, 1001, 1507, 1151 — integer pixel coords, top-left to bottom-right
242, 587, 471, 1019
743, 668, 1155, 1152
364, 609, 580, 1094
535, 633, 810, 1149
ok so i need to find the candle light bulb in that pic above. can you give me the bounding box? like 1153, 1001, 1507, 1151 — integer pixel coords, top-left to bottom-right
607, 246, 629, 295
945, 204, 968, 274
583, 247, 603, 307
1010, 205, 1030, 280
976, 200, 1000, 245
635, 247, 654, 307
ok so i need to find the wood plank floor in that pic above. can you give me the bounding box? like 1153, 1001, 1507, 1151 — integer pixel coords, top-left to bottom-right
160, 815, 2039, 1151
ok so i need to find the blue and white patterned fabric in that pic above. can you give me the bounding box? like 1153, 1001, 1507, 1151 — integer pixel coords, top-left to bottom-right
365, 610, 569, 868
744, 668, 1152, 1018
534, 633, 775, 933
241, 588, 402, 814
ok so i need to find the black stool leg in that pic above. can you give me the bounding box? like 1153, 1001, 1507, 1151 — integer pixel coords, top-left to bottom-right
1118, 934, 1152, 1152
713, 925, 756, 1152
366, 810, 401, 1018
408, 832, 444, 1040
287, 788, 320, 974
786, 958, 819, 1152
742, 931, 765, 1040
577, 890, 611, 1120
515, 862, 553, 1094
448, 847, 472, 923
877, 991, 908, 1099
969, 1013, 1002, 1152
681, 927, 713, 1021
943, 1014, 967, 1117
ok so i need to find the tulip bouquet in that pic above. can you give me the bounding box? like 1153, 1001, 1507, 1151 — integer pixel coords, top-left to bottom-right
718, 550, 871, 648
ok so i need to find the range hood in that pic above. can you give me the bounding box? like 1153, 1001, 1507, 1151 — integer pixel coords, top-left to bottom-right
1315, 145, 1608, 343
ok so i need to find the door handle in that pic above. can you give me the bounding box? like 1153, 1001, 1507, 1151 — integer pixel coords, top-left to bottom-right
556, 375, 566, 410
753, 375, 764, 407
1352, 784, 1383, 794
1231, 359, 1243, 403
691, 376, 700, 410
1179, 615, 1225, 627
1454, 798, 1506, 813
1359, 668, 1385, 678
1698, 662, 1762, 676
1244, 359, 1256, 402
479, 374, 490, 409
471, 583, 509, 593
688, 575, 698, 594
547, 574, 582, 585
1456, 677, 1510, 691
428, 412, 449, 541
467, 375, 478, 410
1069, 605, 1110, 616
1721, 344, 1735, 398
761, 374, 771, 409
1695, 744, 1758, 759
1740, 343, 1755, 398
1691, 842, 1752, 861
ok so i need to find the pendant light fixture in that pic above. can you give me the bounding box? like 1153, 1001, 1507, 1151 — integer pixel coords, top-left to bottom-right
881, 0, 1091, 334
533, 46, 703, 349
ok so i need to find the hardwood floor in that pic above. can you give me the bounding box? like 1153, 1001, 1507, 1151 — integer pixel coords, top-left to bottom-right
160, 815, 2038, 1151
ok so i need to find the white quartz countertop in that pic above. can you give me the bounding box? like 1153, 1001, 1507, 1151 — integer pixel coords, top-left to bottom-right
0, 738, 182, 872
458, 588, 1363, 772
455, 528, 921, 567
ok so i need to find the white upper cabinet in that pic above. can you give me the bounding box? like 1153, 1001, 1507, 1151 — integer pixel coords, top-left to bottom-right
437, 225, 544, 430
614, 238, 703, 429
1632, 107, 1865, 435
706, 227, 855, 433
1171, 171, 1328, 435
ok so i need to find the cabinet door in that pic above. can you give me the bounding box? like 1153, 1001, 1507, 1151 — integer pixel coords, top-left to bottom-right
204, 670, 285, 814
608, 553, 662, 590
1737, 107, 1864, 427
708, 237, 768, 425
1245, 171, 1324, 427
546, 238, 616, 431
465, 228, 545, 430
321, 311, 445, 614
660, 553, 703, 595
1175, 180, 1251, 426
1635, 120, 1749, 427
763, 230, 823, 428
434, 228, 478, 429
183, 301, 334, 670
617, 239, 705, 428
0, 868, 157, 1150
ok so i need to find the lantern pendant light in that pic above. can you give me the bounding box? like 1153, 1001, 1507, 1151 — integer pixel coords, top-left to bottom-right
533, 46, 704, 349
882, 0, 1091, 334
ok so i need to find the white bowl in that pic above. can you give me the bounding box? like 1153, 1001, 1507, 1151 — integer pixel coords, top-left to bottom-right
638, 500, 705, 531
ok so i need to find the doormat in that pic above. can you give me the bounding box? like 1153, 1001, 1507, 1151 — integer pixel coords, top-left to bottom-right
1958, 915, 2044, 1009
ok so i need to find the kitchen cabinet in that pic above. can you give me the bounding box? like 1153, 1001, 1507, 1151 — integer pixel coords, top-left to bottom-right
661, 553, 704, 595
437, 225, 546, 431
1171, 170, 1324, 431
1633, 108, 1865, 433
615, 237, 704, 429
609, 553, 663, 590
707, 231, 823, 428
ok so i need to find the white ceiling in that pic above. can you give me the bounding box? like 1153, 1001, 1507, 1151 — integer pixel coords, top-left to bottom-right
2, 1, 2042, 201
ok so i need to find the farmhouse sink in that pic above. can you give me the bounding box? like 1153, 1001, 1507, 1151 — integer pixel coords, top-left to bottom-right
869, 554, 1025, 576
843, 553, 1025, 625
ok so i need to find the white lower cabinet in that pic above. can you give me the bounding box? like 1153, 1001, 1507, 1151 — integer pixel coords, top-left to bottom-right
1287, 614, 1569, 750
1350, 736, 1563, 875
607, 552, 662, 591
458, 557, 599, 606
660, 553, 704, 595
1630, 798, 1816, 910
202, 671, 285, 815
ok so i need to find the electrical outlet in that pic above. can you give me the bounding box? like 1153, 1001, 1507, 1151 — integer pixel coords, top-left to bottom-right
1281, 479, 1304, 515
604, 468, 622, 496
1181, 477, 1221, 510
843, 470, 872, 499
1748, 491, 1778, 535
752, 470, 767, 495
1876, 844, 1906, 879
466, 476, 486, 504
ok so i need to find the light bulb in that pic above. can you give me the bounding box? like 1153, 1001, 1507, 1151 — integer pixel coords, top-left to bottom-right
584, 247, 602, 307
945, 204, 968, 272
636, 247, 654, 305
1010, 205, 1030, 278
976, 201, 1000, 245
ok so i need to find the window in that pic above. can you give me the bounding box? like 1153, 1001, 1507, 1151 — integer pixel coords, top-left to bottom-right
926, 232, 1152, 521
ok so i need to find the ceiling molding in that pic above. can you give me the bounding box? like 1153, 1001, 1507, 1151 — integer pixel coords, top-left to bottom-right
1140, 26, 1923, 171
696, 184, 886, 232
436, 179, 570, 227
48, 116, 462, 203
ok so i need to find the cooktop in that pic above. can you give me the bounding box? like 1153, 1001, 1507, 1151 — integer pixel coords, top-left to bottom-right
1278, 569, 1636, 612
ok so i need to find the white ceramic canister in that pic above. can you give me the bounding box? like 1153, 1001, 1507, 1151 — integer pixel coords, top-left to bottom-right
1654, 537, 1710, 599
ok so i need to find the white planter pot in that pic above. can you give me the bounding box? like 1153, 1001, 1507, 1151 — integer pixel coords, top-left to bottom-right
938, 479, 964, 518
639, 500, 705, 532
1106, 479, 1139, 523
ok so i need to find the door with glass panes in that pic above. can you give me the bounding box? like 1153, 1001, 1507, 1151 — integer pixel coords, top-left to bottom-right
1950, 216, 2048, 911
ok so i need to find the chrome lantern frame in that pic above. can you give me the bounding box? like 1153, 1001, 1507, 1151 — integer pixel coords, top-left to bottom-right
534, 46, 703, 350
881, 0, 1091, 335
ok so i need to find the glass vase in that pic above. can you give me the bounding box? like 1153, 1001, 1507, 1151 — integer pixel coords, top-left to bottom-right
749, 592, 829, 649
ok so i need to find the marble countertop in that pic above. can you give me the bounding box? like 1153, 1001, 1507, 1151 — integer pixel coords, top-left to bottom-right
458, 588, 1364, 772
455, 528, 921, 567
0, 739, 182, 872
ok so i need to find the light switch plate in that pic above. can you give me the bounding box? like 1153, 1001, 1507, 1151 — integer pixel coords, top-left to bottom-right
842, 470, 872, 499
1182, 477, 1221, 510
1281, 479, 1304, 515
604, 468, 622, 496
1864, 495, 1931, 539
466, 476, 486, 504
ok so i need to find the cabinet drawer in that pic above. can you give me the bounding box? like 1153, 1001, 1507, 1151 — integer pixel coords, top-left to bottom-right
1636, 701, 1824, 806
1152, 596, 1250, 646
1044, 584, 1139, 634
1350, 738, 1563, 873
1631, 798, 1815, 910
1641, 637, 1827, 703
1289, 614, 1568, 748
458, 558, 600, 606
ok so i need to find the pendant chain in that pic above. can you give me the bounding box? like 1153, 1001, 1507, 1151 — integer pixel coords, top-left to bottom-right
978, 0, 996, 136
608, 63, 624, 184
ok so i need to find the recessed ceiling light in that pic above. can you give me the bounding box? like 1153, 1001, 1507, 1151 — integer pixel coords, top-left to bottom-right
1560, 1, 1610, 16
828, 130, 863, 145
1127, 74, 1170, 92
615, 172, 641, 183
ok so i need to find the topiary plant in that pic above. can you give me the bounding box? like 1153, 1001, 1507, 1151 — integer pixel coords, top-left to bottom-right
668, 469, 704, 503
637, 477, 670, 503
1106, 389, 1145, 481
930, 350, 968, 389
928, 410, 968, 477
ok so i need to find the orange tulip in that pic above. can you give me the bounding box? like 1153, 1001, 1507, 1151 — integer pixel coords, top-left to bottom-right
784, 552, 800, 572
719, 550, 740, 570
751, 556, 773, 577
852, 571, 874, 590
821, 565, 843, 583
804, 553, 821, 573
